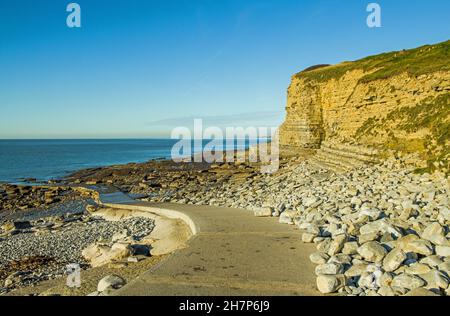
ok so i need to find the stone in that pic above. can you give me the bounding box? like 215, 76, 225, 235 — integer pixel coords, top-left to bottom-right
378, 286, 397, 296
379, 272, 395, 287
437, 261, 450, 275
315, 263, 344, 276
82, 242, 133, 268
279, 210, 296, 225
391, 286, 409, 296
435, 245, 450, 257
383, 248, 406, 272
97, 275, 126, 292
419, 270, 449, 290
98, 287, 119, 296
403, 288, 439, 296
359, 219, 401, 238
391, 273, 426, 290
1, 221, 32, 232
112, 230, 129, 242
357, 241, 388, 263
342, 242, 359, 255
302, 232, 317, 243
439, 207, 450, 221
328, 254, 352, 265
316, 275, 346, 294
344, 264, 369, 278
254, 207, 272, 217
395, 234, 420, 248
316, 239, 332, 253
327, 235, 346, 256
302, 197, 318, 207
404, 263, 432, 275
130, 244, 150, 256
420, 255, 443, 268
358, 271, 381, 289
85, 205, 99, 213
358, 233, 380, 244
309, 252, 330, 265
421, 222, 448, 246
402, 239, 435, 256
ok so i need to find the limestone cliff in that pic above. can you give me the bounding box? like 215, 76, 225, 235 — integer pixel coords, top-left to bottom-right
280, 40, 450, 172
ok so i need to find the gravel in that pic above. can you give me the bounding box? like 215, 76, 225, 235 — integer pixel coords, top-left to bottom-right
0, 216, 155, 289
5, 199, 93, 223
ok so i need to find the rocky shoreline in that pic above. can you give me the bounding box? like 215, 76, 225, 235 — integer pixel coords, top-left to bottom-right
0, 183, 159, 295
1, 150, 449, 296
62, 151, 450, 296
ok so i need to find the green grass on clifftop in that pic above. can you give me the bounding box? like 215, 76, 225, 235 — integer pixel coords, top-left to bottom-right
295, 40, 450, 83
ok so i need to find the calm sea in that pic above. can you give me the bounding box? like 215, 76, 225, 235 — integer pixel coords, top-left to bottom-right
0, 139, 259, 183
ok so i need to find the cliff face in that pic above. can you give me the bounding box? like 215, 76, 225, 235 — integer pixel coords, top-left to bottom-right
280, 40, 450, 172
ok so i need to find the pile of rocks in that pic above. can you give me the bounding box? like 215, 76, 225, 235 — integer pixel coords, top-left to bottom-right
81, 226, 153, 268
292, 162, 450, 296
143, 155, 450, 296
63, 150, 449, 296
0, 211, 154, 293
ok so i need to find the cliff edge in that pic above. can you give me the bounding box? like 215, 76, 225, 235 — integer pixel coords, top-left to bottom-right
280, 40, 450, 173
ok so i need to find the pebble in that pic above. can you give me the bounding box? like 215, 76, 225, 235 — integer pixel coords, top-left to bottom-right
97, 274, 126, 292
309, 252, 329, 265
315, 263, 344, 276
382, 248, 406, 272
316, 275, 346, 294
357, 241, 388, 263
391, 273, 426, 290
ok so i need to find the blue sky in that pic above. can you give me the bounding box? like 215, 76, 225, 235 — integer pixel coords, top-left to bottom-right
0, 0, 449, 139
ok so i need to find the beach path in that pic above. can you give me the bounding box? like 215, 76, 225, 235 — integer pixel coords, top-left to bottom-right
99, 191, 319, 296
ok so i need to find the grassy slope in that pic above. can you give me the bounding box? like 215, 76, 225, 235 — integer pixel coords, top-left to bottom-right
295, 40, 450, 83
355, 93, 449, 173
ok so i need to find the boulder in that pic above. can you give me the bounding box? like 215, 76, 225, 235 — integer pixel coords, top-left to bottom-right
437, 261, 450, 275
420, 255, 443, 268
397, 236, 434, 256
309, 252, 330, 265
316, 275, 346, 294
327, 235, 346, 256
342, 242, 359, 255
328, 254, 352, 265
435, 245, 450, 257
302, 232, 317, 243
344, 264, 369, 278
315, 263, 344, 276
383, 248, 406, 272
419, 270, 449, 290
279, 210, 296, 225
82, 242, 133, 267
358, 233, 380, 244
378, 286, 398, 296
357, 241, 388, 263
404, 263, 432, 275
97, 275, 126, 292
403, 288, 439, 296
421, 222, 448, 246
391, 273, 426, 290
359, 219, 402, 238
254, 207, 272, 217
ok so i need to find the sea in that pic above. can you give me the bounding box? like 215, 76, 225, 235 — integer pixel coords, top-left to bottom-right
0, 139, 261, 183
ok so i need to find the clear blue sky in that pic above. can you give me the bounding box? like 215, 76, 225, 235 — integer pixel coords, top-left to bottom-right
1, 0, 449, 139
